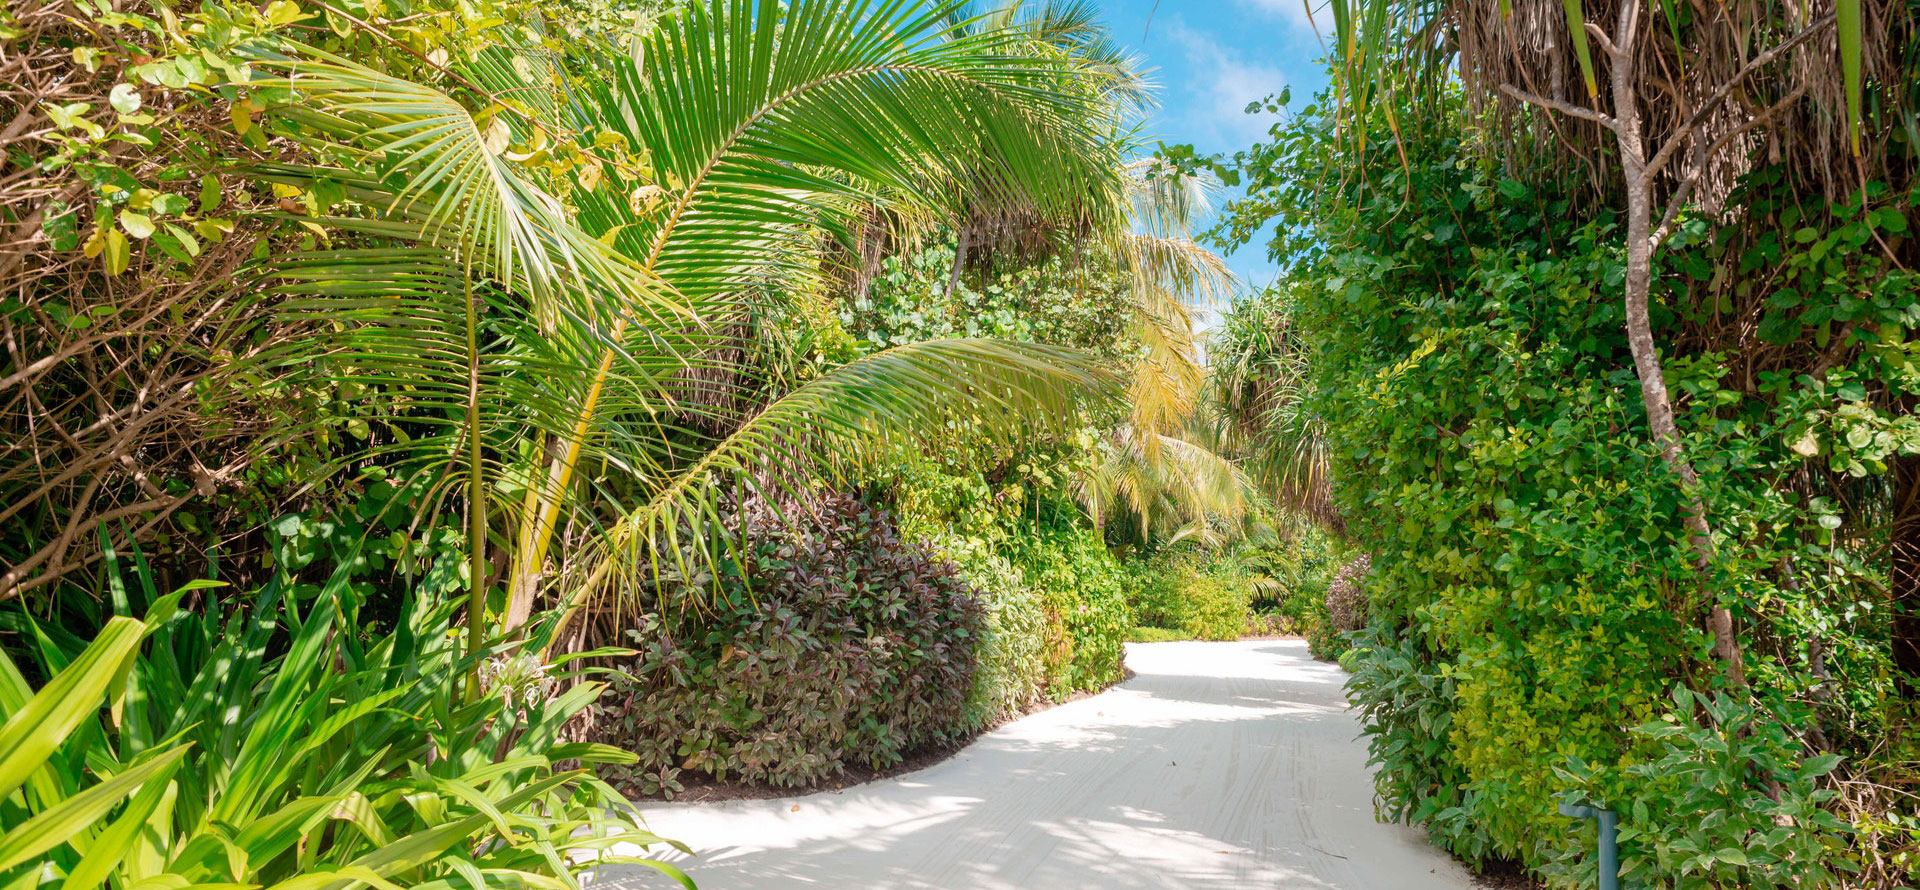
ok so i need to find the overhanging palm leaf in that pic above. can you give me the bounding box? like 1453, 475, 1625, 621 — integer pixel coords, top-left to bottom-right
250, 3, 1134, 634
1120, 230, 1232, 442
513, 0, 1128, 613
254, 49, 710, 653
587, 338, 1122, 607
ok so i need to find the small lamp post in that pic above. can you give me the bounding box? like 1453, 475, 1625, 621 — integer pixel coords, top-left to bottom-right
1558, 800, 1619, 890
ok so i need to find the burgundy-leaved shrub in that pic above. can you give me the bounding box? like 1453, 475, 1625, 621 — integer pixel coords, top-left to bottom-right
591, 494, 983, 794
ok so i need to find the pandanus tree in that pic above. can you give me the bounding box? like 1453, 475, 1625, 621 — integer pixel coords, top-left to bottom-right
254, 0, 1131, 656
1199, 286, 1335, 531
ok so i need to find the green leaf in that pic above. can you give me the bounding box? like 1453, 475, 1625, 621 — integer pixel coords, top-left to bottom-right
0, 617, 146, 803
263, 0, 307, 26
119, 210, 156, 240
43, 203, 79, 251
1560, 0, 1598, 97
110, 82, 143, 114
57, 746, 183, 890
1838, 0, 1862, 155
0, 744, 189, 871
199, 175, 223, 213
101, 228, 131, 275
163, 223, 203, 258
151, 193, 190, 215
1803, 752, 1844, 777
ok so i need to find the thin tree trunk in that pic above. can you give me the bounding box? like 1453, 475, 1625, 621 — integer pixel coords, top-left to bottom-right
948, 223, 970, 297
852, 215, 887, 305
1891, 453, 1920, 688
1606, 0, 1747, 687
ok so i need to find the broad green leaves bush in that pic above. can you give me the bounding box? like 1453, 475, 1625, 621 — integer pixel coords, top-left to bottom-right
844, 234, 1135, 358
1003, 517, 1131, 698
885, 449, 1136, 701
1, 558, 687, 890
925, 533, 1049, 730
591, 495, 984, 794
1545, 689, 1854, 889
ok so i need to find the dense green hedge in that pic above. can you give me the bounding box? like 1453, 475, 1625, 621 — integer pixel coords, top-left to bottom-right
1211, 84, 1920, 885
925, 532, 1050, 728
1127, 555, 1253, 642
1002, 517, 1132, 697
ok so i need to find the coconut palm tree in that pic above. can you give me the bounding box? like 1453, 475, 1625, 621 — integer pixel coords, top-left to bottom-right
253, 0, 1134, 652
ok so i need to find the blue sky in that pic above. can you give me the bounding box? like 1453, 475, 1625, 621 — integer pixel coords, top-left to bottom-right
1093, 0, 1332, 291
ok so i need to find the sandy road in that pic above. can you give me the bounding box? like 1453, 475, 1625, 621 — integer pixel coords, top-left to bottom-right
593, 639, 1479, 889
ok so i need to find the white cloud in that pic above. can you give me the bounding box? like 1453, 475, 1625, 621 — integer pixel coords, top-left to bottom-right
1159, 19, 1287, 149
1234, 0, 1327, 35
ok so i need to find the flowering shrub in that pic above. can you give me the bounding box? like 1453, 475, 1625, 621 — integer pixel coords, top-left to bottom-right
592, 495, 983, 794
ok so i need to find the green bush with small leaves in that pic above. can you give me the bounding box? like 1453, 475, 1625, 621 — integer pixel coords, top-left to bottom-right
1207, 75, 1920, 885
1003, 517, 1132, 698
925, 532, 1049, 729
1125, 555, 1252, 642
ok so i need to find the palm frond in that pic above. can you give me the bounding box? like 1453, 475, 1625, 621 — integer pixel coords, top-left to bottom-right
1077, 427, 1261, 545
593, 338, 1123, 606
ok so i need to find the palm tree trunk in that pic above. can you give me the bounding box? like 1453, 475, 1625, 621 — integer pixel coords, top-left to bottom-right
853, 215, 887, 305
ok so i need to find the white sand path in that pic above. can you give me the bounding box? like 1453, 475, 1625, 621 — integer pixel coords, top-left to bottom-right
593, 639, 1479, 890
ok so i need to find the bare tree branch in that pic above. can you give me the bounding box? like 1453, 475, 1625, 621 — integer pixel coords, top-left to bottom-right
1497, 83, 1622, 132
1642, 12, 1837, 182
1651, 80, 1811, 247
1583, 21, 1619, 59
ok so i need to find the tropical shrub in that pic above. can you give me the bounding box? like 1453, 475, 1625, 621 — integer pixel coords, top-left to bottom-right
1309, 553, 1370, 660
1342, 623, 1481, 861
884, 451, 1136, 700
591, 495, 984, 794
0, 559, 689, 890
1124, 560, 1185, 630
1242, 610, 1299, 637
1127, 625, 1191, 642
1230, 525, 1339, 641
926, 532, 1048, 730
1126, 555, 1252, 642
1004, 516, 1131, 698
1205, 68, 1920, 883
1174, 567, 1248, 642
1545, 688, 1854, 890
